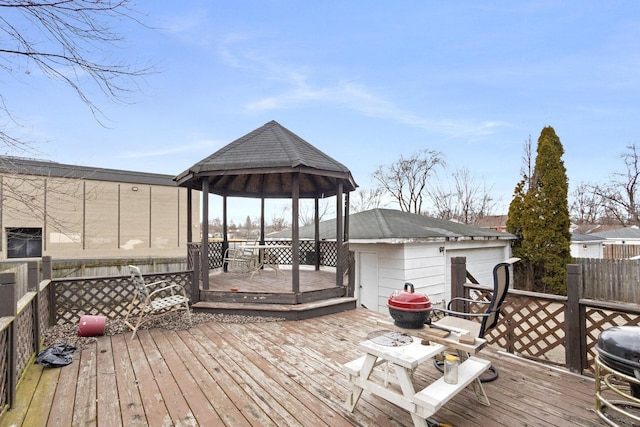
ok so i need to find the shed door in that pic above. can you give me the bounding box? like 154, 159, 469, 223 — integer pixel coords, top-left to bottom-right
358, 252, 379, 311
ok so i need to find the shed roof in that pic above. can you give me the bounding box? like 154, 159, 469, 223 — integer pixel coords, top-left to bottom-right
571, 232, 606, 243
175, 120, 357, 198
271, 208, 515, 242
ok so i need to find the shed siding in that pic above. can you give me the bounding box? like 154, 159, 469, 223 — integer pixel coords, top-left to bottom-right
350, 239, 511, 315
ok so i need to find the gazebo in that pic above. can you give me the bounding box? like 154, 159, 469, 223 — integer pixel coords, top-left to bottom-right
174, 120, 358, 316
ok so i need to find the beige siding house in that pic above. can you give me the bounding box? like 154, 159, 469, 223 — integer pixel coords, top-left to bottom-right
0, 157, 199, 260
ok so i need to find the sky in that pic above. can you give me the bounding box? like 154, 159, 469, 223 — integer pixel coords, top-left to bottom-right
3, 1, 640, 224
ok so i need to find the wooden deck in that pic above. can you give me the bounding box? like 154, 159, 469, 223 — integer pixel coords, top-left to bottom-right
1, 308, 601, 427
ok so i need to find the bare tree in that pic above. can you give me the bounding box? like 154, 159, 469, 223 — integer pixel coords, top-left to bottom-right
269, 206, 290, 232
520, 135, 535, 191
593, 143, 640, 226
426, 167, 496, 224
0, 0, 150, 139
0, 1, 150, 237
298, 199, 331, 226
350, 188, 386, 213
372, 149, 445, 214
569, 182, 606, 224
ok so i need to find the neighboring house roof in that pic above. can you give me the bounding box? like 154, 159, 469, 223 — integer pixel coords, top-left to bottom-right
0, 156, 177, 186
271, 208, 516, 242
591, 226, 640, 240
572, 223, 620, 235
474, 215, 508, 230
571, 232, 606, 243
175, 120, 357, 198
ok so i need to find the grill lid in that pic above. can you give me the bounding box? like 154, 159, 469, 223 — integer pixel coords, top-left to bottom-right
596, 326, 640, 371
387, 282, 432, 312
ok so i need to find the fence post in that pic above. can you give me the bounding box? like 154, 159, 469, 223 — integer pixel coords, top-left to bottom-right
27, 261, 42, 353
566, 264, 585, 374
450, 257, 467, 313
42, 256, 52, 280
0, 272, 17, 408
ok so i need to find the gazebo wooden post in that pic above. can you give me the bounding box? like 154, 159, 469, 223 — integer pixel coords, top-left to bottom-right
260, 198, 265, 244
222, 195, 229, 272
344, 192, 350, 241
187, 188, 193, 243
291, 172, 300, 295
314, 197, 320, 271
336, 182, 344, 287
201, 179, 210, 289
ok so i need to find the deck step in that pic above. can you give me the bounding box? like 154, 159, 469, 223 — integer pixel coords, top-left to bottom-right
413, 356, 490, 414
192, 297, 357, 320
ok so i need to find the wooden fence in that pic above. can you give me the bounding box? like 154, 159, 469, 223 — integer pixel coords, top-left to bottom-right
572, 257, 640, 303
0, 264, 52, 417
603, 243, 640, 260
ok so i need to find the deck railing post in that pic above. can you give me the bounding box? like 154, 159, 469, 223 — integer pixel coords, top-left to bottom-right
0, 272, 17, 408
27, 261, 42, 352
450, 257, 467, 313
566, 264, 585, 373
42, 256, 52, 280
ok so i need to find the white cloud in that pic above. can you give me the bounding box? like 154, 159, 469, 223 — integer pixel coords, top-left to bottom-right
117, 138, 221, 159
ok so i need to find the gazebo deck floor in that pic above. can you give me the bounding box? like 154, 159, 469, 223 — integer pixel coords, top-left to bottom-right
206, 268, 339, 293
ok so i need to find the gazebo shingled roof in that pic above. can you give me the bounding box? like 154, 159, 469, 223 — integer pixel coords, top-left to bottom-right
174, 120, 357, 198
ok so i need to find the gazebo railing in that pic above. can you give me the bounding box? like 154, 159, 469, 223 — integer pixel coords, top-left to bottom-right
188, 240, 340, 270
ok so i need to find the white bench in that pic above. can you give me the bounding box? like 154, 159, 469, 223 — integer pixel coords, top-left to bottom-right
413, 356, 491, 417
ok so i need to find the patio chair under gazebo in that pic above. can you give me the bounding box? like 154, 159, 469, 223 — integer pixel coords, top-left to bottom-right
174, 120, 358, 317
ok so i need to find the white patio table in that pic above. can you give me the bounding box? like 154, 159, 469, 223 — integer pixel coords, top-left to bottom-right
343, 321, 491, 427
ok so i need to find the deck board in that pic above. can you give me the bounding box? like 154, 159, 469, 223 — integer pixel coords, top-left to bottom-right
96, 337, 121, 427
110, 334, 145, 426
47, 357, 79, 427
1, 308, 602, 427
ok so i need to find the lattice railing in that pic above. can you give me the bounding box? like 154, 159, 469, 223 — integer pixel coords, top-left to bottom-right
190, 240, 340, 269
489, 292, 566, 365
583, 304, 640, 375
38, 281, 51, 337
455, 285, 567, 365
14, 300, 34, 383
0, 319, 9, 416
53, 271, 193, 325
461, 281, 640, 374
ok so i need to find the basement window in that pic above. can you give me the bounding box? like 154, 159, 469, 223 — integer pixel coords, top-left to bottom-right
7, 228, 42, 258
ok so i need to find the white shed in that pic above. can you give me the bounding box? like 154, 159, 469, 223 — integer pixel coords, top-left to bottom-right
277, 208, 515, 315
570, 232, 605, 259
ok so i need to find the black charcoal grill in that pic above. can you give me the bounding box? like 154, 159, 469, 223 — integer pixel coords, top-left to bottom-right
595, 326, 640, 398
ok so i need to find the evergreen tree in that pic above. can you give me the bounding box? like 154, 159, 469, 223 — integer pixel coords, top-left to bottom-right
507, 127, 571, 294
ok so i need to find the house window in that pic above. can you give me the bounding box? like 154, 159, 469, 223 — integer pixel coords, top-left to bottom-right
7, 228, 42, 258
